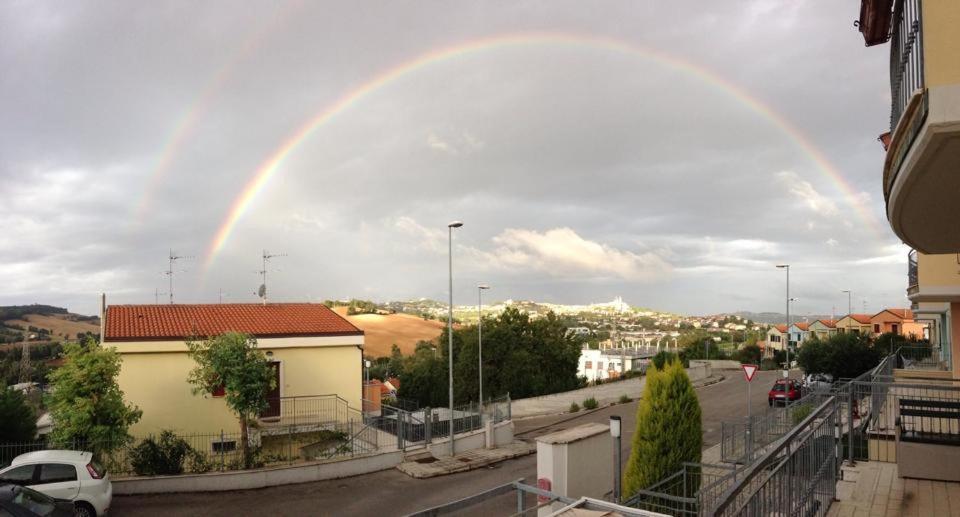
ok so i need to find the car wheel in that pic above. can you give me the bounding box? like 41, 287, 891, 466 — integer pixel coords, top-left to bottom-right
75, 501, 96, 517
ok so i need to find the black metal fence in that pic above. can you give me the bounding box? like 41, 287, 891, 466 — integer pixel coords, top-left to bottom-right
367, 395, 511, 450
889, 0, 924, 131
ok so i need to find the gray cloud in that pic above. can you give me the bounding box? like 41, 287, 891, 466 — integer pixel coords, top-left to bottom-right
0, 0, 910, 316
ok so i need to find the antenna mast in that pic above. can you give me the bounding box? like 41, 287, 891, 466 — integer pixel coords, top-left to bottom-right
165, 249, 193, 304
257, 249, 287, 305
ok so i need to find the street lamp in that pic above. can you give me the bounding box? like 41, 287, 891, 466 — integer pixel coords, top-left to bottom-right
447, 220, 463, 457
477, 284, 490, 409
841, 290, 852, 316
776, 264, 790, 378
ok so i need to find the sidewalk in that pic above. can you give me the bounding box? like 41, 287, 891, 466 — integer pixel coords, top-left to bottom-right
511, 373, 725, 419
396, 441, 535, 479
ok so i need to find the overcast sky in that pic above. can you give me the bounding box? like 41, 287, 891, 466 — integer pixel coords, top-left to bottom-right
0, 1, 910, 317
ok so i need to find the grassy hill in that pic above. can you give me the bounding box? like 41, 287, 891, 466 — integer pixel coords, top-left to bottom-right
1, 305, 99, 345
333, 307, 444, 357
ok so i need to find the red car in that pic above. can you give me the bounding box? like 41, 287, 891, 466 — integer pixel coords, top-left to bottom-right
768, 379, 802, 406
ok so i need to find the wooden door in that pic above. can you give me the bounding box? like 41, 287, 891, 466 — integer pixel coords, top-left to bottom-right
261, 361, 281, 418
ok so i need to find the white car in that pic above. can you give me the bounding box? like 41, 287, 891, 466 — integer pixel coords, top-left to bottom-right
0, 450, 111, 516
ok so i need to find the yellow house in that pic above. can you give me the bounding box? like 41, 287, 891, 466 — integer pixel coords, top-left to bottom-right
835, 314, 873, 336
104, 303, 364, 438
808, 319, 838, 341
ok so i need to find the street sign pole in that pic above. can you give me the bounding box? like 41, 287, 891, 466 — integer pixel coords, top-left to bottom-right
742, 364, 758, 463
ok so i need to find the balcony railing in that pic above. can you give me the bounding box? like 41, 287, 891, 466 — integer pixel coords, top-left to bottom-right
907, 248, 918, 292
889, 0, 924, 132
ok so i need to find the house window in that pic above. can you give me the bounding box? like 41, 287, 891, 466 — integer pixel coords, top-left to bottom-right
585, 361, 592, 369
874, 324, 881, 333
211, 384, 225, 397
212, 440, 237, 453
597, 361, 604, 370
892, 324, 899, 334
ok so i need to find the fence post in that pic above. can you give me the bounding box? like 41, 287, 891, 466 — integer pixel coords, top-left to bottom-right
288, 425, 293, 464
425, 407, 432, 444
847, 388, 855, 466
220, 429, 225, 472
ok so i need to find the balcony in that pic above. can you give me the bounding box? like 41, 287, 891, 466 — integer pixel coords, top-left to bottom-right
907, 249, 919, 296
905, 251, 960, 303
881, 0, 960, 253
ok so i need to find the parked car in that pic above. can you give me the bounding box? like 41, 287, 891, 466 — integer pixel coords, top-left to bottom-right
0, 451, 111, 517
768, 379, 802, 406
803, 373, 834, 392
0, 484, 74, 517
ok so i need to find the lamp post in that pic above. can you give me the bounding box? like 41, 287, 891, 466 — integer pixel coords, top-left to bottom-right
776, 264, 790, 378
477, 284, 490, 409
610, 415, 622, 503
447, 221, 463, 457
841, 290, 852, 316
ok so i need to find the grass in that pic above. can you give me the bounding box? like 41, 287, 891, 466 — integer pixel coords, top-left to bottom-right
569, 402, 580, 413
582, 397, 598, 410
619, 394, 632, 404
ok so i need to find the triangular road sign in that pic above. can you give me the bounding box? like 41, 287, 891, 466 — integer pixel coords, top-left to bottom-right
742, 364, 758, 382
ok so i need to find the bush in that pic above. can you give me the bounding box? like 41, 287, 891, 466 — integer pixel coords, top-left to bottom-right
623, 359, 702, 496
791, 403, 814, 426
619, 394, 632, 404
652, 351, 677, 371
582, 397, 599, 410
569, 402, 580, 413
0, 388, 36, 443
129, 431, 195, 476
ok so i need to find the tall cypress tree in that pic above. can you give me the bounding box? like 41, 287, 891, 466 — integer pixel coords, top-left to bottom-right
622, 359, 703, 497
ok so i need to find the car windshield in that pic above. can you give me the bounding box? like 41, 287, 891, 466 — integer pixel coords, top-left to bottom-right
10, 486, 56, 516
773, 384, 786, 391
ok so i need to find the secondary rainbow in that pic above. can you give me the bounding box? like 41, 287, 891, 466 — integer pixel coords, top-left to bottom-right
203, 31, 883, 269
133, 0, 306, 221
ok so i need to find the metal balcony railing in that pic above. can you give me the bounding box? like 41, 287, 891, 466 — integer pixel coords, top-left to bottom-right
907, 249, 918, 291
889, 0, 924, 132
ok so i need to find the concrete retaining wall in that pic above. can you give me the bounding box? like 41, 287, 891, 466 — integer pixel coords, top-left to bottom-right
703, 360, 742, 370
113, 450, 404, 495
427, 421, 514, 457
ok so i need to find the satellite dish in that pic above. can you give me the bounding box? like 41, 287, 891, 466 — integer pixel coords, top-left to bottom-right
257, 284, 266, 298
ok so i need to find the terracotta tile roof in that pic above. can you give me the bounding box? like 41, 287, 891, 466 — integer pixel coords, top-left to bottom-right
791, 322, 810, 331
773, 325, 787, 333
875, 308, 913, 320
841, 314, 873, 324
815, 319, 838, 328
104, 303, 362, 341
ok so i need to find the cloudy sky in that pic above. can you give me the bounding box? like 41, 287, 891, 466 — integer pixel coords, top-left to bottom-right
1, 1, 910, 316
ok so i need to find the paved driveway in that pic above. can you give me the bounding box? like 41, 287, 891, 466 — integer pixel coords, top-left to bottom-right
111, 369, 791, 516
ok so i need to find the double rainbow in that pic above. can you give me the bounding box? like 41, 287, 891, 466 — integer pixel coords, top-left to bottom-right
202, 32, 882, 270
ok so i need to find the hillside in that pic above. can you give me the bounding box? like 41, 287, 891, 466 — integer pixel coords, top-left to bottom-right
334, 307, 444, 357
1, 305, 99, 345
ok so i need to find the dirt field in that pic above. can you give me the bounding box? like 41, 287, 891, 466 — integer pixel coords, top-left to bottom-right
333, 308, 444, 357
4, 314, 99, 341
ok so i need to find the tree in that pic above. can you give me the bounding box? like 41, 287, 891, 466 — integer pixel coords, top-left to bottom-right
735, 344, 762, 365
797, 333, 883, 380
797, 337, 829, 375
45, 340, 142, 455
0, 388, 36, 442
186, 332, 275, 468
623, 359, 702, 497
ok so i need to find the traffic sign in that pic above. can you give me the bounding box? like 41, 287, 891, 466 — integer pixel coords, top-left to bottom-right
742, 364, 758, 382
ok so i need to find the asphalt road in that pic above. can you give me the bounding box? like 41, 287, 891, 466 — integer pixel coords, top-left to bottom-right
112, 369, 793, 517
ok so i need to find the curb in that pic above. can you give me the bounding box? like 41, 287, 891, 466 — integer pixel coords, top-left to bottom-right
395, 442, 536, 479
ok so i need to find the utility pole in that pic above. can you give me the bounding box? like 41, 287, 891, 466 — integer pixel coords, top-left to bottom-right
19, 331, 31, 384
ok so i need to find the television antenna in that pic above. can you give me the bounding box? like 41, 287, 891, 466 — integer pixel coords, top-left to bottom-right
218, 288, 229, 304
154, 288, 168, 304
164, 249, 193, 304
256, 249, 287, 304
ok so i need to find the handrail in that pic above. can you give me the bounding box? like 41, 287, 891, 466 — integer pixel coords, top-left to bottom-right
712, 396, 837, 515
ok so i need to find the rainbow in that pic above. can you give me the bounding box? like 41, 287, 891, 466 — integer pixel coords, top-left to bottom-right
202, 31, 884, 269
133, 0, 305, 221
